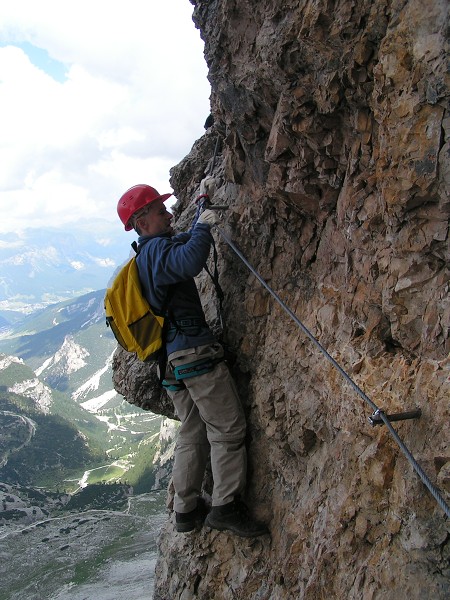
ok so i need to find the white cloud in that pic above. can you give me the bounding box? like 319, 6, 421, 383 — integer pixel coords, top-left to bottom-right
0, 239, 24, 249
70, 261, 85, 270
94, 257, 115, 268
0, 0, 211, 234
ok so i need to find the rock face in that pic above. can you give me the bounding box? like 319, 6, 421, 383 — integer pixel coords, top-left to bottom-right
112, 0, 449, 598
112, 347, 176, 418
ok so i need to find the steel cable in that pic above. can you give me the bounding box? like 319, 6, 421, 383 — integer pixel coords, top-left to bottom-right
214, 225, 450, 518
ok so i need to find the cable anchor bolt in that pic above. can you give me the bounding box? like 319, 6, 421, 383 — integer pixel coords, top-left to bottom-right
195, 194, 228, 212
368, 408, 422, 427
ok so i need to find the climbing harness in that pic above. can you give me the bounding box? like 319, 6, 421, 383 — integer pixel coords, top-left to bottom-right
161, 356, 225, 391
167, 317, 208, 339
162, 355, 227, 391
198, 195, 450, 519
174, 357, 221, 381
161, 380, 185, 392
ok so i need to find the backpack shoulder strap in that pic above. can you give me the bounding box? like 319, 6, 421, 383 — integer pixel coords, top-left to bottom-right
133, 238, 176, 316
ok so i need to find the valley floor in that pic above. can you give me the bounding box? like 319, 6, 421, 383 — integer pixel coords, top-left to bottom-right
0, 491, 167, 600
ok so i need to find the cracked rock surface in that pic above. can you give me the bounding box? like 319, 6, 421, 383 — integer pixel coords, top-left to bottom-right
112, 1, 449, 598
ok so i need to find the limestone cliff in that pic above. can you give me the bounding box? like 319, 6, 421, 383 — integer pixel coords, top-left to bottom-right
112, 0, 449, 598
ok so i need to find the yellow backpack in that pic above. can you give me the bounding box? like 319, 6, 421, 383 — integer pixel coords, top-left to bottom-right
104, 256, 165, 361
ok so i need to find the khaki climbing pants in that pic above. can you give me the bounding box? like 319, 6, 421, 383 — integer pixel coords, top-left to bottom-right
164, 342, 247, 514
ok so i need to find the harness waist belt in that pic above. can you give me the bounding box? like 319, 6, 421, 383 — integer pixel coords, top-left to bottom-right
161, 379, 185, 392
168, 317, 206, 333
174, 357, 222, 381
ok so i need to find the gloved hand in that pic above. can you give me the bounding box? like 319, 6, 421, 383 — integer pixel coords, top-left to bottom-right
199, 176, 217, 198
197, 209, 218, 227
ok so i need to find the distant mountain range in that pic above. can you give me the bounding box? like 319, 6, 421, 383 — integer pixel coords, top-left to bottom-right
0, 289, 108, 365
0, 223, 134, 318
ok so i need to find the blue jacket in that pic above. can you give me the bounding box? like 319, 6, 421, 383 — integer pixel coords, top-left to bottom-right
136, 222, 216, 355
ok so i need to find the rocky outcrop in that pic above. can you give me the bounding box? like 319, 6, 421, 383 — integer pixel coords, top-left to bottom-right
112, 347, 175, 418
112, 1, 449, 598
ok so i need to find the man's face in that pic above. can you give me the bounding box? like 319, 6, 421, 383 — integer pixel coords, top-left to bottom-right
136, 199, 173, 236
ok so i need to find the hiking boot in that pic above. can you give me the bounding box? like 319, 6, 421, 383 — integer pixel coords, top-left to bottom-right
204, 498, 269, 538
175, 497, 210, 533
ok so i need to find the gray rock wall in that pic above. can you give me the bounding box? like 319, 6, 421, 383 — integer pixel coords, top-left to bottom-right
113, 1, 449, 598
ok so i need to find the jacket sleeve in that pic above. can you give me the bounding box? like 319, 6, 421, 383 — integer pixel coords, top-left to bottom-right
172, 232, 192, 243
149, 224, 212, 284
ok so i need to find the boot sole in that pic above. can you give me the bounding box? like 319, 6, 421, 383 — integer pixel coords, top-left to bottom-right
204, 516, 269, 538
176, 522, 197, 533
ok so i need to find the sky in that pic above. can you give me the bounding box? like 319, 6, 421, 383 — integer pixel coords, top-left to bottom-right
0, 0, 211, 237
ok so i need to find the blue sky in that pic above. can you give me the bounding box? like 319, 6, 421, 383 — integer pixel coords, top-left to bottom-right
0, 0, 211, 236
14, 41, 68, 82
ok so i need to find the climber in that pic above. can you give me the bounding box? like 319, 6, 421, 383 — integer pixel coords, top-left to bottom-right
116, 183, 269, 538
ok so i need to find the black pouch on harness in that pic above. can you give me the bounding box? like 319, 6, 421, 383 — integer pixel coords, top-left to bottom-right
218, 338, 237, 367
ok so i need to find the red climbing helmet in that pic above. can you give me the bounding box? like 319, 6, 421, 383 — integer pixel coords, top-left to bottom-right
117, 184, 172, 231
